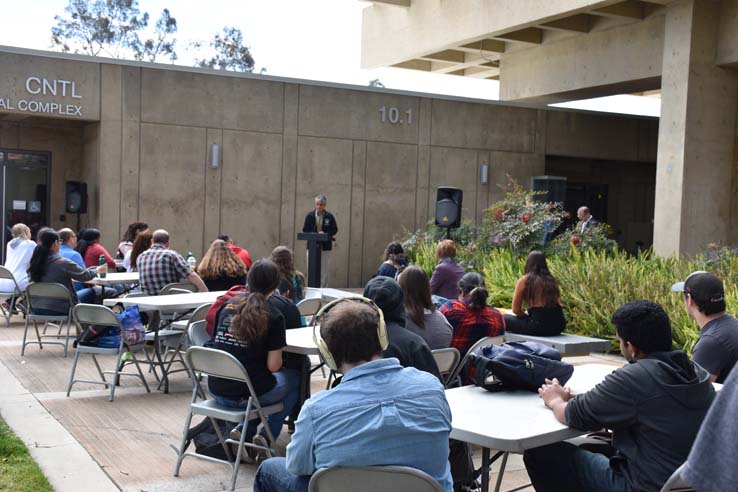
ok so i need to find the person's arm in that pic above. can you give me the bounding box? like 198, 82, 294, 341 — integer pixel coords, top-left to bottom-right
302, 212, 312, 233
62, 258, 99, 282
429, 265, 444, 295
564, 368, 638, 431
98, 245, 116, 269
539, 378, 574, 424
187, 272, 208, 292
693, 336, 728, 383
413, 339, 442, 381
285, 403, 316, 476
326, 212, 338, 237
511, 276, 527, 317
267, 349, 283, 373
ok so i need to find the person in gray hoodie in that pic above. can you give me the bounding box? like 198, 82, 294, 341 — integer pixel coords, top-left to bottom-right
524, 300, 715, 492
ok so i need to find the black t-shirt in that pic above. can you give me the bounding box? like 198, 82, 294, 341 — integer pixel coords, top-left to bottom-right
203, 274, 246, 293
208, 295, 286, 399
269, 293, 302, 329
693, 314, 738, 383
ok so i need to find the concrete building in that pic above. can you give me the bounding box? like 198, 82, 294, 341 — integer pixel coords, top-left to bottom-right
0, 46, 656, 286
361, 0, 738, 256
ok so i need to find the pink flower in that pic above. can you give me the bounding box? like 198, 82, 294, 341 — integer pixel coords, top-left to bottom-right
520, 213, 530, 223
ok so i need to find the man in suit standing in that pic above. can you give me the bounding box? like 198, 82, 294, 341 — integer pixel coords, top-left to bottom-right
302, 195, 337, 287
577, 206, 598, 233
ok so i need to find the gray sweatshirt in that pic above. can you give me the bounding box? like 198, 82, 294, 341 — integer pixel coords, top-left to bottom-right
32, 254, 97, 313
565, 351, 715, 492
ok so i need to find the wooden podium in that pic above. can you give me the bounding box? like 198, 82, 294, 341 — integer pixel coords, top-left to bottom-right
297, 232, 332, 288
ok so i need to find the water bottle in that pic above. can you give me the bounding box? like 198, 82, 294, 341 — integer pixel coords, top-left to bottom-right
98, 255, 107, 278
187, 251, 197, 269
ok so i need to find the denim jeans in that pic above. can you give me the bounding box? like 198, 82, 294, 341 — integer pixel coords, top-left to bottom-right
212, 369, 300, 441
76, 287, 96, 304
253, 457, 310, 492
523, 441, 631, 492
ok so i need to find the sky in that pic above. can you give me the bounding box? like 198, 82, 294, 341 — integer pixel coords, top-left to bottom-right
0, 0, 660, 117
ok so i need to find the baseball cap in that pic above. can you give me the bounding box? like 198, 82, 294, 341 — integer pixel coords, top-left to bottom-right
671, 271, 725, 303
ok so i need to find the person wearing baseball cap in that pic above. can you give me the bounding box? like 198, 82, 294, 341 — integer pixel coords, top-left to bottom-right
672, 271, 738, 383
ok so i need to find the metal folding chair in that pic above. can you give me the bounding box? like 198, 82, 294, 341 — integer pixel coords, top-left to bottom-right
308, 466, 442, 492
660, 464, 694, 492
187, 320, 210, 348
21, 282, 75, 357
0, 266, 24, 326
431, 347, 461, 388
67, 304, 150, 401
160, 302, 213, 382
446, 335, 504, 388
173, 346, 284, 491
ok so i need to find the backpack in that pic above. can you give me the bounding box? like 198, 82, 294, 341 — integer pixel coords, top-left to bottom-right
469, 341, 574, 392
184, 418, 236, 460
205, 285, 248, 337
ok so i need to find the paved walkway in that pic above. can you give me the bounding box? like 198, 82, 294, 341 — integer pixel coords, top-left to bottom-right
0, 313, 623, 492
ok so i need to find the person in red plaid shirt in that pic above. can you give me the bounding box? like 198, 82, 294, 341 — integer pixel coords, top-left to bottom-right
439, 272, 505, 357
137, 229, 208, 295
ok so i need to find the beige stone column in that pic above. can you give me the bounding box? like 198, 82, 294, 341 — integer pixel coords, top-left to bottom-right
654, 0, 738, 256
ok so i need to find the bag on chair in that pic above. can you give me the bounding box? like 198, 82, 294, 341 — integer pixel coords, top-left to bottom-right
469, 341, 574, 392
112, 303, 146, 345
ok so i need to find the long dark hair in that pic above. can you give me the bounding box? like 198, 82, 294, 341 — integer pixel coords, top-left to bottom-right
122, 221, 148, 243
523, 251, 560, 307
130, 231, 153, 270
28, 228, 59, 282
459, 272, 488, 310
77, 228, 101, 259
398, 265, 434, 327
384, 241, 404, 261
230, 259, 281, 343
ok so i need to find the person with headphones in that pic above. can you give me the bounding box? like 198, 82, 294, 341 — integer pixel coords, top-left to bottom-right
253, 297, 453, 492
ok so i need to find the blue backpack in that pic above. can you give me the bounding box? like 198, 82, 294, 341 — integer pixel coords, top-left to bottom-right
469, 341, 574, 392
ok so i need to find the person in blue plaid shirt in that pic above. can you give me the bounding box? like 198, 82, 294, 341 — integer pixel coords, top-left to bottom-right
136, 229, 207, 295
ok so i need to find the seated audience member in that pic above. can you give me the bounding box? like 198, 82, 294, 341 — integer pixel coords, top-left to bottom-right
58, 228, 96, 304
27, 228, 107, 315
0, 223, 35, 296
363, 276, 441, 379
504, 251, 567, 336
253, 298, 453, 492
125, 230, 153, 272
136, 229, 207, 295
208, 259, 300, 454
430, 239, 465, 300
117, 221, 148, 259
77, 228, 116, 269
440, 272, 505, 357
375, 241, 409, 279
525, 300, 715, 492
682, 363, 738, 492
271, 246, 305, 304
672, 271, 738, 383
398, 265, 452, 349
218, 234, 252, 269
197, 239, 247, 292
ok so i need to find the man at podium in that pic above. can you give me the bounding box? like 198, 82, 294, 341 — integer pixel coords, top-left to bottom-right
302, 195, 338, 287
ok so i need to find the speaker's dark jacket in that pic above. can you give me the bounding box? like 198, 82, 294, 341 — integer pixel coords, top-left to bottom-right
302, 210, 338, 251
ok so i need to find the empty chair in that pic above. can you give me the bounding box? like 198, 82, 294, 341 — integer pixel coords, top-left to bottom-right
308, 466, 442, 492
161, 302, 214, 376
21, 282, 75, 357
446, 335, 504, 387
67, 304, 150, 401
187, 320, 210, 348
173, 346, 284, 491
297, 297, 322, 317
660, 464, 694, 492
0, 266, 24, 326
431, 347, 460, 388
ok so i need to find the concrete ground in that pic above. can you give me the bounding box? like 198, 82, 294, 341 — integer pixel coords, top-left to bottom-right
0, 313, 623, 492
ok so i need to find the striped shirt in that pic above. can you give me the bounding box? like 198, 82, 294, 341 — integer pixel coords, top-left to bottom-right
137, 244, 192, 295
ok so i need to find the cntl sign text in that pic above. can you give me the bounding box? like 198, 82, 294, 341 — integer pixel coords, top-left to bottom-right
25, 77, 82, 99
0, 76, 84, 117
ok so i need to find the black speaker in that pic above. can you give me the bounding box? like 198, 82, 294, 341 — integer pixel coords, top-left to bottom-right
65, 181, 87, 214
435, 187, 463, 229
531, 176, 566, 204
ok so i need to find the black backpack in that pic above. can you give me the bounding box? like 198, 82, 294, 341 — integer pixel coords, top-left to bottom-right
184, 418, 237, 460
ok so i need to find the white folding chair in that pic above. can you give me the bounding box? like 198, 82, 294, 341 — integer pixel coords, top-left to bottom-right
308, 466, 442, 492
187, 320, 210, 348
446, 335, 504, 388
67, 304, 150, 401
173, 346, 284, 491
160, 302, 213, 379
431, 347, 461, 388
0, 266, 24, 326
297, 297, 322, 317
660, 464, 694, 492
21, 282, 75, 357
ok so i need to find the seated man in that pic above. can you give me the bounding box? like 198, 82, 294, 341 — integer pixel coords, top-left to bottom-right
524, 300, 715, 492
253, 299, 453, 492
58, 227, 96, 304
672, 271, 738, 383
136, 229, 207, 295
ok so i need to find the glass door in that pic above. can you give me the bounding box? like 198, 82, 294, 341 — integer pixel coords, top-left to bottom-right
1, 150, 50, 264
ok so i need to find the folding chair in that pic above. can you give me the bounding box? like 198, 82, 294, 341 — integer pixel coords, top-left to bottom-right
0, 266, 24, 326
173, 346, 284, 491
308, 466, 442, 492
187, 320, 210, 348
431, 347, 460, 388
297, 297, 322, 317
660, 464, 694, 492
446, 335, 504, 388
67, 304, 150, 401
21, 282, 75, 357
160, 302, 213, 380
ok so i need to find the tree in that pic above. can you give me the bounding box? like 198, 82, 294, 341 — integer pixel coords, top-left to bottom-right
196, 27, 255, 72
134, 9, 178, 63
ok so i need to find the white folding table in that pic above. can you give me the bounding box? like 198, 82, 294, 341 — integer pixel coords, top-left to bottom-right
89, 271, 140, 286
446, 363, 618, 492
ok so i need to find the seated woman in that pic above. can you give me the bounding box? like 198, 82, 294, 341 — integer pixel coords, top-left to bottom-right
78, 229, 116, 269
504, 251, 567, 336
398, 265, 452, 350
271, 246, 305, 304
197, 239, 247, 292
375, 241, 409, 279
208, 259, 300, 453
125, 230, 153, 272
117, 221, 148, 259
27, 228, 106, 315
430, 239, 465, 300
439, 272, 505, 357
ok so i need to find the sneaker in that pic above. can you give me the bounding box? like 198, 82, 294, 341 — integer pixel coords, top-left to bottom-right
229, 427, 256, 463
15, 299, 27, 315
252, 433, 273, 461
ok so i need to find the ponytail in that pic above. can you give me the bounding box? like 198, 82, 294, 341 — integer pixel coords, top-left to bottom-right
467, 286, 489, 310
458, 272, 488, 310
230, 293, 271, 343
28, 228, 60, 282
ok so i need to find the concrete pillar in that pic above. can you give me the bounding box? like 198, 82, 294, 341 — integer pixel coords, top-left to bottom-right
653, 0, 738, 256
